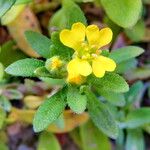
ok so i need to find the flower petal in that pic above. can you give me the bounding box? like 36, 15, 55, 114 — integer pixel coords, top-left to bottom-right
98, 28, 113, 48
92, 59, 105, 78
78, 60, 92, 76
67, 74, 84, 85
60, 22, 86, 50
97, 56, 116, 71
86, 25, 100, 46
67, 58, 79, 76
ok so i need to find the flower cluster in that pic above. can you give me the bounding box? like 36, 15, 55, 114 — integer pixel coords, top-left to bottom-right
60, 22, 116, 84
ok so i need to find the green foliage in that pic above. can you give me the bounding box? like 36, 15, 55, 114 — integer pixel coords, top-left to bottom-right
5, 58, 44, 77
1, 4, 25, 25
0, 41, 27, 67
110, 46, 144, 63
0, 108, 6, 129
67, 86, 87, 114
38, 132, 61, 150
125, 19, 145, 42
88, 73, 129, 93
34, 67, 55, 78
96, 88, 126, 107
125, 129, 145, 150
80, 120, 111, 150
0, 0, 16, 18
125, 108, 150, 128
0, 96, 12, 112
15, 0, 32, 4
40, 77, 65, 86
125, 65, 150, 81
0, 63, 4, 81
125, 81, 144, 105
101, 0, 142, 28
85, 88, 119, 139
25, 31, 52, 58
33, 88, 67, 132
0, 142, 8, 150
116, 58, 137, 74
49, 32, 73, 60
49, 0, 87, 29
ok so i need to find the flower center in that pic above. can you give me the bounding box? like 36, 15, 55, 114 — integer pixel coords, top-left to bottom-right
74, 42, 101, 61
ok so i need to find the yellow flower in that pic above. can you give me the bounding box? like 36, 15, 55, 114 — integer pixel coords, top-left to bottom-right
46, 56, 63, 71
60, 22, 116, 83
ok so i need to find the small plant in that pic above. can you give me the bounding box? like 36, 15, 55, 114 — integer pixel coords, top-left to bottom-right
5, 20, 144, 139
2, 0, 150, 149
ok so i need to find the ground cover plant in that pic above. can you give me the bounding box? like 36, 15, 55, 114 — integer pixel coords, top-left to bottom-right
0, 0, 150, 150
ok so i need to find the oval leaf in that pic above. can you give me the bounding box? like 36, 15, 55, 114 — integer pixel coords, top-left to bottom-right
110, 46, 144, 64
5, 58, 44, 77
67, 86, 87, 114
124, 108, 150, 128
101, 0, 142, 28
38, 132, 61, 150
88, 73, 129, 93
33, 88, 67, 132
25, 31, 52, 58
85, 89, 119, 139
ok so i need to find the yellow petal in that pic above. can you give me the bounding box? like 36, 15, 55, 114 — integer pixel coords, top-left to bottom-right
92, 59, 105, 78
98, 28, 113, 48
60, 22, 86, 50
97, 56, 116, 71
86, 25, 100, 46
78, 60, 92, 76
67, 58, 79, 76
67, 74, 84, 85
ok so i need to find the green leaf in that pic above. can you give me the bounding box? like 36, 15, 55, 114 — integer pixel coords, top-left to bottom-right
116, 130, 125, 150
49, 32, 73, 60
80, 120, 111, 150
0, 63, 4, 81
125, 129, 145, 150
34, 67, 53, 78
88, 73, 129, 93
67, 86, 87, 114
25, 31, 52, 58
40, 77, 65, 86
0, 142, 8, 150
125, 81, 144, 104
125, 19, 145, 42
33, 88, 67, 132
0, 41, 27, 67
101, 0, 142, 28
116, 59, 137, 74
5, 58, 44, 77
125, 65, 150, 81
49, 9, 67, 30
124, 108, 150, 128
109, 46, 144, 63
0, 108, 6, 129
49, 0, 87, 29
38, 132, 61, 150
1, 4, 25, 25
0, 0, 16, 18
62, 0, 87, 28
0, 96, 12, 112
54, 114, 65, 129
85, 88, 119, 139
95, 88, 126, 107
15, 0, 32, 4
